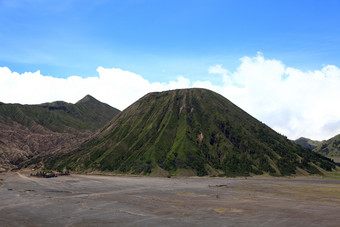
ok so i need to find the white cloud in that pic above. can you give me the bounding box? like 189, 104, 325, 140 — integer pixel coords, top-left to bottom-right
209, 64, 229, 76
208, 53, 340, 141
0, 66, 190, 111
2, 53, 340, 140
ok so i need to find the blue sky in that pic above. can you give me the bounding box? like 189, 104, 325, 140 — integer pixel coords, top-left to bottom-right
2, 0, 340, 140
1, 0, 340, 81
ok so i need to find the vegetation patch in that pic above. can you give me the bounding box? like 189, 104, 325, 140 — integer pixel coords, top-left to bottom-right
43, 89, 337, 177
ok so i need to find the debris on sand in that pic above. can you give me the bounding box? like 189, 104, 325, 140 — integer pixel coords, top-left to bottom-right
208, 184, 228, 188
30, 170, 70, 178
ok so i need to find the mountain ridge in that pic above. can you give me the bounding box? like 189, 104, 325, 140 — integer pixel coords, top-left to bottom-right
44, 88, 336, 176
76, 94, 97, 104
313, 134, 340, 158
0, 95, 120, 171
294, 137, 322, 150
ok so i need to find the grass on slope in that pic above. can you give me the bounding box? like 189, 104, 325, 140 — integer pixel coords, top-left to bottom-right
0, 95, 120, 134
44, 89, 337, 176
314, 134, 340, 158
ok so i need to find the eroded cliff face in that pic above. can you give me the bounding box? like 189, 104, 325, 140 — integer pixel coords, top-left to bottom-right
0, 95, 120, 171
0, 121, 90, 171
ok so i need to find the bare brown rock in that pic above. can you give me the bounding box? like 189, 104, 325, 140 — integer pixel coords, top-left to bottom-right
0, 121, 89, 171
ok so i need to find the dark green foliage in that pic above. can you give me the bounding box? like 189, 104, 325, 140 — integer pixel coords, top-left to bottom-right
258, 157, 276, 174
223, 151, 253, 176
277, 157, 297, 175
44, 89, 336, 176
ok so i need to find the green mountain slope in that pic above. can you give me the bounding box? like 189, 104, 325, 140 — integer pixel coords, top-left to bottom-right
314, 134, 340, 158
294, 137, 321, 150
0, 95, 120, 171
45, 88, 336, 176
0, 95, 120, 134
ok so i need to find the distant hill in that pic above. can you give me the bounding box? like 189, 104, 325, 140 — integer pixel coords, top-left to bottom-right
0, 95, 120, 171
294, 137, 321, 150
0, 95, 119, 133
44, 88, 336, 176
313, 134, 340, 159
294, 136, 340, 163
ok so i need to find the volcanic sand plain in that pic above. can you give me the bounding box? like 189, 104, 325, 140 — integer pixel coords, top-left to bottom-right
0, 171, 339, 226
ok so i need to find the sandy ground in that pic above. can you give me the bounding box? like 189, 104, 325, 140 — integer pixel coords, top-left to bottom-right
0, 172, 339, 227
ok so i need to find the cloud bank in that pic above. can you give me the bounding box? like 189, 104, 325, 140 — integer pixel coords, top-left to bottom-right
1, 53, 340, 140
0, 66, 190, 111
207, 53, 340, 141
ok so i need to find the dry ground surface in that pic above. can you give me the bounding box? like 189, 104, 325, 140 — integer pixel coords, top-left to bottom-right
0, 171, 339, 227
